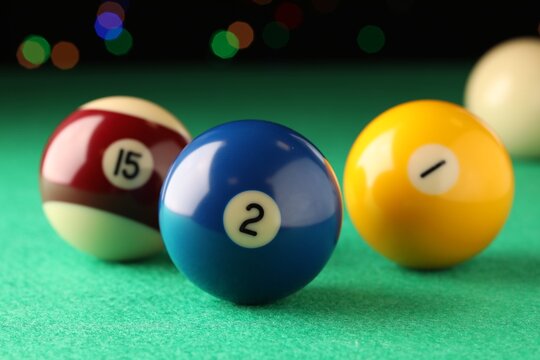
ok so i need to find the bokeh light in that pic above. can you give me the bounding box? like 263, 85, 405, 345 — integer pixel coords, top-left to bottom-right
95, 19, 123, 40
253, 0, 272, 5
95, 0, 131, 57
97, 12, 123, 30
312, 0, 340, 13
97, 1, 126, 21
263, 22, 290, 49
210, 30, 240, 59
357, 25, 386, 54
275, 2, 303, 30
21, 35, 51, 65
16, 43, 40, 69
105, 29, 133, 56
51, 42, 80, 70
228, 21, 254, 49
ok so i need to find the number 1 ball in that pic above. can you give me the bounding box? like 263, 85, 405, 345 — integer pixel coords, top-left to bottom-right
344, 100, 514, 269
159, 120, 342, 305
40, 96, 191, 261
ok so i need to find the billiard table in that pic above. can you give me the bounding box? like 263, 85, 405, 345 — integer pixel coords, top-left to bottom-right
1, 62, 539, 358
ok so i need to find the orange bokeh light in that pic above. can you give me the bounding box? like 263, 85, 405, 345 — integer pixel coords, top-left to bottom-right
16, 43, 40, 69
97, 1, 125, 21
51, 42, 80, 70
228, 21, 255, 49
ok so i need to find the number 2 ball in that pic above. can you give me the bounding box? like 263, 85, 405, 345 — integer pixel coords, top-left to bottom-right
40, 96, 191, 261
344, 100, 514, 269
159, 120, 342, 305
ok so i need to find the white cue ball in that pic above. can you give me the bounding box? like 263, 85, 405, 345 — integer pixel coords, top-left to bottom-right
465, 37, 540, 158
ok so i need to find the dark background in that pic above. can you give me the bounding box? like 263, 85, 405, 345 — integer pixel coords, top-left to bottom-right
1, 0, 540, 64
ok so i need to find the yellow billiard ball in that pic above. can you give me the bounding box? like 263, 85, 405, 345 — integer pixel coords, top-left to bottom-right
344, 100, 514, 269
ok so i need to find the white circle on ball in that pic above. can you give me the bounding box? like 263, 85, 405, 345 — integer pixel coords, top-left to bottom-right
102, 138, 154, 190
407, 144, 459, 195
223, 190, 281, 249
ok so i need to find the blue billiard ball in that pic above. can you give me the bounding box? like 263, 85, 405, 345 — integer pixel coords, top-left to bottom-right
159, 120, 342, 305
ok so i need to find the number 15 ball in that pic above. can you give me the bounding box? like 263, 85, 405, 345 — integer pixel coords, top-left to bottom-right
40, 96, 191, 261
159, 120, 342, 305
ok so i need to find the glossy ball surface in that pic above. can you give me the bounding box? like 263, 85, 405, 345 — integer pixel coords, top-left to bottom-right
465, 37, 540, 157
40, 96, 191, 261
159, 120, 342, 305
344, 100, 514, 269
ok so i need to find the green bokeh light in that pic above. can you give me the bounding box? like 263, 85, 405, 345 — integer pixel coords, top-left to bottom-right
105, 29, 133, 56
210, 30, 239, 59
357, 25, 386, 54
21, 35, 51, 65
262, 22, 290, 49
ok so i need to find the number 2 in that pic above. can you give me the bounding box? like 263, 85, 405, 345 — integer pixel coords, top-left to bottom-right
239, 203, 265, 236
113, 149, 142, 180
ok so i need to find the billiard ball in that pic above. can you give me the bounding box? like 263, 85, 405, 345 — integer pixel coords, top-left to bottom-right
159, 120, 342, 305
40, 96, 191, 261
344, 100, 514, 269
465, 37, 540, 157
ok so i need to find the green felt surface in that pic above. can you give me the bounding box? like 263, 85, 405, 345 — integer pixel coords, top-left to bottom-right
1, 63, 539, 359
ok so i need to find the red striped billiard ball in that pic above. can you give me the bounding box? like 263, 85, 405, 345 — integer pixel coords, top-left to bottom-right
40, 96, 191, 261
